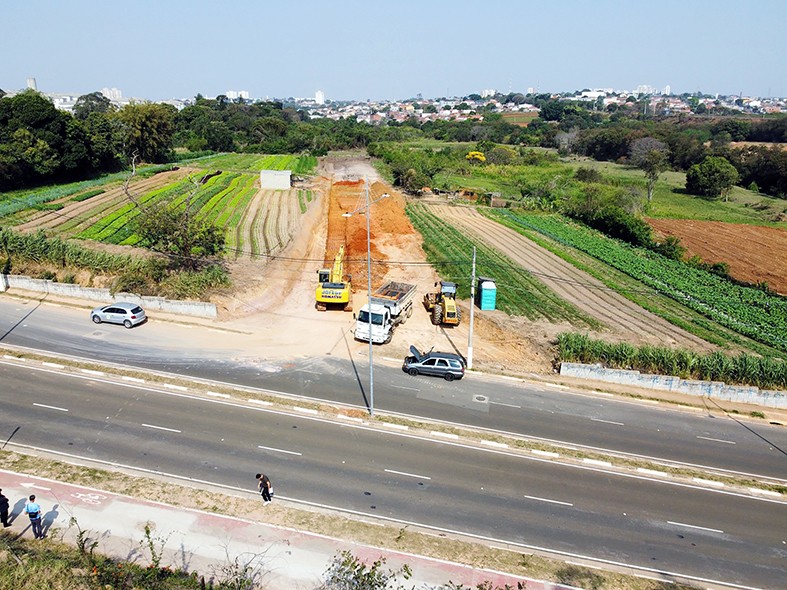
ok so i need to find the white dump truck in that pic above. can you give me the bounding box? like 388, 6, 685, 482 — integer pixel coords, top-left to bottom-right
354, 281, 417, 344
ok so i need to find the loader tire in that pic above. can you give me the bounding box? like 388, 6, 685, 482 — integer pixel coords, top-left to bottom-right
432, 304, 443, 325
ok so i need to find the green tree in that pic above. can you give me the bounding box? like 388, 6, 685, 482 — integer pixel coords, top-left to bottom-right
628, 137, 670, 202
125, 165, 224, 269
73, 91, 113, 120
114, 102, 175, 163
685, 156, 739, 200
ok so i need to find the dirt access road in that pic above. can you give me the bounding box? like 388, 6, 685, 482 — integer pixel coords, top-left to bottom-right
208, 156, 710, 376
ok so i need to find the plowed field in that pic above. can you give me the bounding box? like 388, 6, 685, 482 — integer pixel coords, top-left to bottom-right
647, 218, 787, 296
428, 205, 711, 349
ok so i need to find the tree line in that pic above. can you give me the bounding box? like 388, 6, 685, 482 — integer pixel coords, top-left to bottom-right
2, 89, 785, 199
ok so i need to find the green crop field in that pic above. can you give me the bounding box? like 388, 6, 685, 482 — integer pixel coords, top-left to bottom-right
485, 209, 787, 355
182, 153, 317, 174
406, 203, 599, 327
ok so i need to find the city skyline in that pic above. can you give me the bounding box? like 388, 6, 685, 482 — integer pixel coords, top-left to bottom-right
2, 0, 786, 102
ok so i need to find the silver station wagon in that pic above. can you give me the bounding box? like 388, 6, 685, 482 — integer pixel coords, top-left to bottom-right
402, 345, 466, 381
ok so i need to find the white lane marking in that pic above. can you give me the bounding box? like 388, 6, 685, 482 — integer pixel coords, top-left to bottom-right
257, 445, 302, 456
590, 418, 624, 426
142, 423, 181, 433
20, 482, 51, 490
207, 391, 230, 399
80, 369, 105, 376
295, 407, 319, 415
583, 459, 612, 467
431, 431, 459, 439
122, 376, 145, 383
525, 495, 574, 507
532, 449, 559, 458
390, 384, 419, 391
162, 383, 188, 391
693, 478, 725, 488
42, 362, 64, 369
490, 401, 521, 409
481, 440, 509, 448
4, 355, 25, 361
696, 435, 736, 445
33, 403, 68, 412
667, 521, 724, 534
385, 468, 431, 480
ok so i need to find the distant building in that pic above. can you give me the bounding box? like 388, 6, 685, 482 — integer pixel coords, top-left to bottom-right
480, 89, 496, 98
101, 87, 122, 100
259, 169, 291, 190
315, 90, 325, 105
26, 77, 37, 90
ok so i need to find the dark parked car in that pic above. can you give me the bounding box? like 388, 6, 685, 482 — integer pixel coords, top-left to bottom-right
90, 302, 147, 328
402, 345, 466, 381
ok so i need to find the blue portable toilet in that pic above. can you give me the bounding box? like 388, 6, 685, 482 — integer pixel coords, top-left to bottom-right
476, 276, 497, 311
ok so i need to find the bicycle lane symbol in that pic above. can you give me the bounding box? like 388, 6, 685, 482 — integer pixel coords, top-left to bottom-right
71, 492, 107, 505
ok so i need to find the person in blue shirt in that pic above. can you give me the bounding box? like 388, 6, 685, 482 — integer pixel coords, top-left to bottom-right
25, 494, 44, 539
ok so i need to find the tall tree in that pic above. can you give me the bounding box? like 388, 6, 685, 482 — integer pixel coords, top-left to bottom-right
73, 91, 113, 120
114, 102, 175, 163
629, 137, 670, 202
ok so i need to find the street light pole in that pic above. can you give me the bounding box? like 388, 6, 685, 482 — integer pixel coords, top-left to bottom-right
364, 179, 374, 417
343, 180, 389, 417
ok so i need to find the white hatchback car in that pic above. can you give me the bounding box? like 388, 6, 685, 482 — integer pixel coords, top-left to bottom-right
90, 302, 147, 328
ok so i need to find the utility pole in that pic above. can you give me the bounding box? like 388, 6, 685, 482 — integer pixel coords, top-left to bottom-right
467, 246, 476, 369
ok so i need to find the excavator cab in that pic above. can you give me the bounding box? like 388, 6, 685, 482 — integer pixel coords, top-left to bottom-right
315, 246, 352, 311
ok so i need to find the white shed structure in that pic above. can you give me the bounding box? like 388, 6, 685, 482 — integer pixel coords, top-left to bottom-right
259, 169, 291, 190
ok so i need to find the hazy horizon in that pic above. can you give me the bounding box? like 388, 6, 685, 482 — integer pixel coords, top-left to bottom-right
2, 0, 786, 102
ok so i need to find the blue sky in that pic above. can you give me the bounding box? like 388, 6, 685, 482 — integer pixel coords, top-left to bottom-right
2, 0, 785, 101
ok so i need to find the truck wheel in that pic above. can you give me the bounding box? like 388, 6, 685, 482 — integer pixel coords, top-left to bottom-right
408, 368, 418, 376
384, 332, 392, 344
432, 304, 443, 325
406, 305, 413, 319
456, 307, 462, 323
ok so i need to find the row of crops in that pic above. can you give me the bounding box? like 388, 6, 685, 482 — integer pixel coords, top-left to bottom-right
75, 172, 260, 247
406, 203, 599, 326
0, 164, 182, 222
182, 153, 317, 173
488, 209, 787, 354
557, 332, 787, 389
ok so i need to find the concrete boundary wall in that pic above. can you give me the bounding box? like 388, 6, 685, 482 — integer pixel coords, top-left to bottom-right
560, 362, 786, 409
0, 274, 217, 319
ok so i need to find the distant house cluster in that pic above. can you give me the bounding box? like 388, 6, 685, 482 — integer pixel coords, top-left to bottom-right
2, 78, 785, 118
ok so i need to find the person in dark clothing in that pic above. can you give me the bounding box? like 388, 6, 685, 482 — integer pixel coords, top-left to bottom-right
255, 473, 273, 503
0, 489, 9, 527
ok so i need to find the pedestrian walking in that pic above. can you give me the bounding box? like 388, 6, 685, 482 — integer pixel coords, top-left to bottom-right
25, 494, 44, 539
255, 473, 273, 503
0, 489, 9, 527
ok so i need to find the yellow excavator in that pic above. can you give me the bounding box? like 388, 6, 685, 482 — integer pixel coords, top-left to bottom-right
423, 280, 461, 325
315, 245, 352, 311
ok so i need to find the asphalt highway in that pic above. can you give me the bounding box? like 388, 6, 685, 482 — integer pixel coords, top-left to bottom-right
2, 360, 786, 588
1, 298, 786, 484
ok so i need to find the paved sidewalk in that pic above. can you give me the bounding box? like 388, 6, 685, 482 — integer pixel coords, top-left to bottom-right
0, 470, 573, 590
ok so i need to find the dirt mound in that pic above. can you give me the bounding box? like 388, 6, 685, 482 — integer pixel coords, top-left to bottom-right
647, 218, 787, 295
